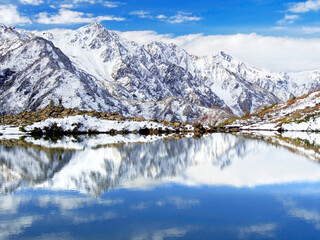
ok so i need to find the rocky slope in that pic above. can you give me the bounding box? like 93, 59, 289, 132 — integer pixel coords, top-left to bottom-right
227, 89, 320, 131
0, 23, 320, 123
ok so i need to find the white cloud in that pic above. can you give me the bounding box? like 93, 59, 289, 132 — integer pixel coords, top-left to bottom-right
277, 14, 299, 25
302, 26, 320, 33
19, 0, 43, 5
130, 202, 149, 210
156, 196, 199, 209
129, 11, 201, 23
72, 0, 123, 7
165, 12, 202, 24
290, 208, 320, 223
38, 195, 123, 211
281, 199, 320, 230
272, 26, 289, 30
36, 8, 125, 24
0, 4, 32, 26
288, 0, 320, 13
129, 10, 151, 19
71, 211, 118, 224
119, 30, 320, 72
156, 14, 167, 20
239, 223, 276, 239
117, 30, 172, 43
279, 0, 320, 29
0, 195, 31, 214
60, 4, 74, 9
132, 227, 192, 240
73, 0, 97, 3
0, 216, 41, 240
29, 232, 72, 240
104, 1, 123, 8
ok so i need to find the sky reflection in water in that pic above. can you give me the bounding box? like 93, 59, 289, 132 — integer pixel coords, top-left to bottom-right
0, 133, 320, 239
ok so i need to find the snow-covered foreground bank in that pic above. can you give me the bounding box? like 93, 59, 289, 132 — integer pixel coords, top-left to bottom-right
0, 115, 196, 148
0, 115, 195, 139
0, 126, 26, 140
22, 115, 195, 134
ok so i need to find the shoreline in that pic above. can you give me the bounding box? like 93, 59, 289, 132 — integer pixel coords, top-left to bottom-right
2, 120, 320, 140
1, 106, 320, 140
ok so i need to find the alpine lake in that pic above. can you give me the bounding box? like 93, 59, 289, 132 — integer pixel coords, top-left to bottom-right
1, 131, 320, 239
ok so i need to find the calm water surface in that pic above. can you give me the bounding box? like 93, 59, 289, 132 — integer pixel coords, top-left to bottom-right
1, 133, 320, 239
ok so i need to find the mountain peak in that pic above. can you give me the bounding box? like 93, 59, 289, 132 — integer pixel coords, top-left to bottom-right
84, 22, 106, 31
0, 24, 17, 33
218, 51, 233, 62
147, 41, 179, 49
148, 40, 167, 47
0, 24, 17, 31
78, 22, 114, 40
0, 24, 31, 47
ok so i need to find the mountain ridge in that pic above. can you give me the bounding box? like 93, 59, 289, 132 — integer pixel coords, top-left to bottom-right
1, 22, 320, 123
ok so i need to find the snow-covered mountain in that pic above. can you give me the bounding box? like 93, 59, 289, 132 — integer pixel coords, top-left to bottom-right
0, 24, 31, 56
1, 23, 320, 123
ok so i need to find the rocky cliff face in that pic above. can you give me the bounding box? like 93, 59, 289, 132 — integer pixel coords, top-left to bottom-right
0, 35, 121, 115
0, 23, 319, 123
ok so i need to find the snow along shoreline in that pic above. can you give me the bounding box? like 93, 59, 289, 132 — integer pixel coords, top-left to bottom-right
228, 119, 320, 132
1, 114, 319, 143
0, 115, 198, 140
21, 115, 195, 134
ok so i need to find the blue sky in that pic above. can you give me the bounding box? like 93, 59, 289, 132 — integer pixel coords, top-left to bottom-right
2, 0, 320, 72
1, 0, 320, 37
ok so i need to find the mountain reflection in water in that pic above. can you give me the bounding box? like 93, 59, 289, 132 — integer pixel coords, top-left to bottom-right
1, 133, 320, 195
1, 133, 320, 239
